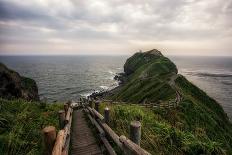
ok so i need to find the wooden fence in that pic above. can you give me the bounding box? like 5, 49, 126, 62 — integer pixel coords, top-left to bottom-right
42, 99, 151, 155
42, 101, 78, 155
95, 99, 178, 109
84, 99, 151, 155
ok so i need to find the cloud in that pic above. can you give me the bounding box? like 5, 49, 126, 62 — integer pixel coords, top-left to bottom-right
0, 0, 232, 55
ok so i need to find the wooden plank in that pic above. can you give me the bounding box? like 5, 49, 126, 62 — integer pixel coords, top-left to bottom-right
92, 108, 104, 120
52, 130, 64, 155
97, 120, 123, 150
87, 114, 105, 136
70, 109, 103, 155
65, 107, 72, 124
62, 108, 72, 155
86, 112, 116, 155
100, 136, 117, 155
119, 135, 151, 155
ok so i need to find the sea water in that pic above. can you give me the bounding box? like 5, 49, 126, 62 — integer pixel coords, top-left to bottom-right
0, 55, 231, 120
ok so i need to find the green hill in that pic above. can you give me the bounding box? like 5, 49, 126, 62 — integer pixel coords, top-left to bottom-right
101, 49, 232, 154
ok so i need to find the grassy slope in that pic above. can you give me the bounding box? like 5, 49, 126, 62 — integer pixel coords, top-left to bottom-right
105, 50, 232, 154
110, 52, 177, 103
99, 103, 226, 155
0, 98, 62, 155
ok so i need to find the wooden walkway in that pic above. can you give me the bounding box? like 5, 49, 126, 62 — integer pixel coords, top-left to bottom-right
70, 109, 103, 155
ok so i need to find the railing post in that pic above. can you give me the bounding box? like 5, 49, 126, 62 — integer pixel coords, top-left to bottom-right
64, 103, 68, 116
89, 100, 93, 108
42, 126, 56, 155
95, 101, 99, 112
104, 107, 110, 125
130, 121, 141, 146
58, 110, 65, 129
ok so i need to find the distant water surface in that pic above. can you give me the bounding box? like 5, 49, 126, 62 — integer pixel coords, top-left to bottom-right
0, 56, 127, 102
0, 55, 231, 120
169, 56, 232, 120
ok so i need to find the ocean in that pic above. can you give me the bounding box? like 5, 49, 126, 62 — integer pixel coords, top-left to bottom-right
0, 55, 231, 120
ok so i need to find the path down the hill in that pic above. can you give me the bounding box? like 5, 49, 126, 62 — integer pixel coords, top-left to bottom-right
70, 109, 103, 155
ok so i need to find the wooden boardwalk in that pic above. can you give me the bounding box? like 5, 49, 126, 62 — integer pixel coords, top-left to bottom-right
70, 109, 103, 155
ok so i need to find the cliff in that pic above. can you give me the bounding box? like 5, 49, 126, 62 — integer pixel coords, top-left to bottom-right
102, 49, 232, 154
0, 63, 39, 101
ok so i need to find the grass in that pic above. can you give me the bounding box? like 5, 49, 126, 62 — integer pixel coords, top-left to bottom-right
109, 53, 178, 103
0, 98, 63, 155
98, 102, 226, 155
103, 51, 232, 154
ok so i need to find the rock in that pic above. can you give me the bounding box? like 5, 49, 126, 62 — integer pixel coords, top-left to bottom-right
0, 63, 39, 101
145, 49, 163, 56
114, 73, 126, 84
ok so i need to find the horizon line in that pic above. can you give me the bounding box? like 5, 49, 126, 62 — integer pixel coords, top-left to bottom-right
0, 54, 232, 57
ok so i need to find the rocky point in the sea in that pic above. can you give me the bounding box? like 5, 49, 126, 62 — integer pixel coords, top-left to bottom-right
0, 63, 39, 101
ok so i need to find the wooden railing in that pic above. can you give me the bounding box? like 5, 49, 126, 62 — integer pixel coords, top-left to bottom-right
42, 101, 79, 155
42, 99, 151, 155
95, 99, 178, 109
83, 99, 151, 155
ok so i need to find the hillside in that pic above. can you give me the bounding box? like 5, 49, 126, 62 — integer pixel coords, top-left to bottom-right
0, 63, 39, 101
0, 98, 62, 155
0, 63, 60, 155
100, 49, 232, 154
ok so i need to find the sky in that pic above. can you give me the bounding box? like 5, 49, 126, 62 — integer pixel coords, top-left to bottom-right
0, 0, 232, 56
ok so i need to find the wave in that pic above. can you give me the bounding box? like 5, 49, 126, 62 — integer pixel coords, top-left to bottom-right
105, 76, 114, 80
70, 88, 93, 95
108, 70, 115, 75
196, 73, 232, 78
183, 70, 232, 78
80, 92, 92, 98
100, 86, 109, 90
220, 80, 232, 85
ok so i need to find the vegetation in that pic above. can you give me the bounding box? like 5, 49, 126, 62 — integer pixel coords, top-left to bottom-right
103, 49, 232, 154
109, 50, 177, 103
0, 98, 62, 155
99, 103, 226, 154
0, 63, 39, 101
21, 77, 38, 92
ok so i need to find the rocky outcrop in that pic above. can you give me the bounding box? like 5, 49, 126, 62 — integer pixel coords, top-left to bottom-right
0, 63, 39, 101
123, 49, 171, 76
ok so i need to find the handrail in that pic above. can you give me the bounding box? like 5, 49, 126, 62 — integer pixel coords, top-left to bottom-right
119, 135, 151, 155
50, 102, 77, 155
52, 130, 64, 155
85, 105, 151, 155
43, 99, 151, 155
95, 99, 177, 109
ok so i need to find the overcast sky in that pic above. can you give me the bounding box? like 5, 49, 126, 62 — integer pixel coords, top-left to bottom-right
0, 0, 231, 56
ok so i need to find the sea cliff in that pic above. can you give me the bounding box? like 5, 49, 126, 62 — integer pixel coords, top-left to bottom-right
0, 63, 39, 101
96, 49, 232, 154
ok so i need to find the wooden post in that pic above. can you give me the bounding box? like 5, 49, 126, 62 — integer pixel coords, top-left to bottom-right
95, 101, 99, 112
64, 103, 68, 116
89, 100, 93, 108
66, 100, 72, 107
130, 121, 141, 146
52, 130, 64, 155
42, 126, 56, 155
58, 110, 65, 129
104, 107, 110, 125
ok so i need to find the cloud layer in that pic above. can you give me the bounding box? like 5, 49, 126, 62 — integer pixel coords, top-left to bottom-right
0, 0, 232, 55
